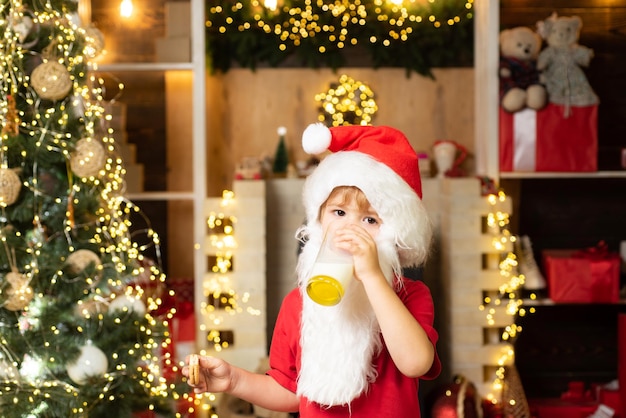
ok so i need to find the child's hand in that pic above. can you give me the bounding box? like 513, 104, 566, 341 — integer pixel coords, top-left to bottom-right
182, 354, 233, 394
334, 224, 383, 284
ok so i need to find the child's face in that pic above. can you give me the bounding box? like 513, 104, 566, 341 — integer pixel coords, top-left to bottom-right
319, 187, 382, 238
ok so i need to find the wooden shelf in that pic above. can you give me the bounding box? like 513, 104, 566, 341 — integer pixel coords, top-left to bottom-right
523, 298, 626, 306
92, 62, 194, 72
126, 191, 195, 201
500, 171, 626, 179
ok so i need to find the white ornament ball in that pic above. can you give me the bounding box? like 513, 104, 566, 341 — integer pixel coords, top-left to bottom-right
68, 11, 82, 27
68, 93, 86, 119
66, 344, 108, 385
109, 294, 146, 316
0, 168, 21, 206
69, 138, 106, 178
11, 13, 34, 44
84, 26, 105, 58
30, 61, 73, 101
66, 249, 102, 274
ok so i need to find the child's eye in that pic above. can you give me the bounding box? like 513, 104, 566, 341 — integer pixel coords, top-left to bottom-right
333, 209, 346, 217
364, 217, 378, 225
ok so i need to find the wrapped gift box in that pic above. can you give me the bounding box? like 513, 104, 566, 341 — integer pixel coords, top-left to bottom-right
499, 103, 598, 172
543, 247, 620, 303
529, 399, 597, 418
529, 379, 622, 418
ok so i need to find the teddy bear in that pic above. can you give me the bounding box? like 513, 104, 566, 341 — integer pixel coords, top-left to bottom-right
536, 13, 598, 110
499, 26, 547, 113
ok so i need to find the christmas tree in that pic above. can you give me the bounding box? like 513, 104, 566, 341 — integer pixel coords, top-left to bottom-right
0, 1, 186, 416
272, 126, 289, 175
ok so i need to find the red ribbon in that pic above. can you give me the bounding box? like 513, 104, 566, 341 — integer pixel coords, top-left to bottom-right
573, 241, 614, 260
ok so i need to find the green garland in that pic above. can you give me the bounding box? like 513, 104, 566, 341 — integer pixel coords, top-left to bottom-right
205, 0, 474, 77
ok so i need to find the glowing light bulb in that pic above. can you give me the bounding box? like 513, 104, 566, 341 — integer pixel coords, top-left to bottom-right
264, 0, 277, 11
120, 0, 133, 18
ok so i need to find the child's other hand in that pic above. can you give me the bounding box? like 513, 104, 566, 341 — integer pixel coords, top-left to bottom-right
182, 354, 233, 394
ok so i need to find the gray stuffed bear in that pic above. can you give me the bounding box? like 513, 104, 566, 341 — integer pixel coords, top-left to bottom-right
536, 13, 599, 113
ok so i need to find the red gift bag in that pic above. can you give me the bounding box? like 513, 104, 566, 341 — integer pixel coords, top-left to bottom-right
499, 103, 598, 172
172, 301, 196, 361
543, 245, 620, 303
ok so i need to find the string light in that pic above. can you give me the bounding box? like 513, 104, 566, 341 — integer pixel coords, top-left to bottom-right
206, 192, 238, 274
205, 0, 474, 74
479, 190, 534, 408
120, 0, 134, 18
264, 0, 278, 11
207, 0, 473, 48
201, 191, 261, 353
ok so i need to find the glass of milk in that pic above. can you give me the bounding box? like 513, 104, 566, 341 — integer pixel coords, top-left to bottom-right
306, 229, 354, 306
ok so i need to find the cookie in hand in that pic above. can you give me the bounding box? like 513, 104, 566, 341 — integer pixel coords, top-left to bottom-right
188, 354, 200, 385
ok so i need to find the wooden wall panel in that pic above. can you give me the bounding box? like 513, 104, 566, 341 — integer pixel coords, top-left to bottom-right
204, 68, 475, 196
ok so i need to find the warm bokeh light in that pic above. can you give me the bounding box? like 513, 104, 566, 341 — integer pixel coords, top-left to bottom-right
204, 0, 474, 76
315, 74, 378, 126
120, 0, 134, 18
206, 0, 474, 49
201, 191, 260, 352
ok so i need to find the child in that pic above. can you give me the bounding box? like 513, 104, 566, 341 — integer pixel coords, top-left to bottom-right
183, 123, 441, 417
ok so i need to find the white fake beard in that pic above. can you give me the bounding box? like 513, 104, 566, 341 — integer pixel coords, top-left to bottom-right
295, 225, 401, 407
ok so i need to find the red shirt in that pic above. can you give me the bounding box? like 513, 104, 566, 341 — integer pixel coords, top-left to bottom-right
267, 278, 441, 417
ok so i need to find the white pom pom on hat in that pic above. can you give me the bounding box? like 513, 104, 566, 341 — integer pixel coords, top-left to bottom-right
302, 123, 333, 155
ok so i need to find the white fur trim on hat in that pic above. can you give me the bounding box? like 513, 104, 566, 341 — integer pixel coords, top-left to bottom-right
302, 123, 332, 155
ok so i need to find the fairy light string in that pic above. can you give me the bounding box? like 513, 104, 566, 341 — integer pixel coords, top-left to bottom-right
205, 0, 474, 75
201, 190, 261, 355
208, 0, 473, 44
202, 190, 240, 352
479, 190, 536, 408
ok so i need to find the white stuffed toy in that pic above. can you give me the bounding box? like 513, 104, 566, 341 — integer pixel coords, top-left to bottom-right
499, 26, 547, 113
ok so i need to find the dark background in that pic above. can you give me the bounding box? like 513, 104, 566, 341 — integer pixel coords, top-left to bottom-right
501, 0, 626, 399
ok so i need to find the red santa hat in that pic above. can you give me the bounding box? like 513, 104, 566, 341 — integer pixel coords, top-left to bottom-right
301, 123, 431, 268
